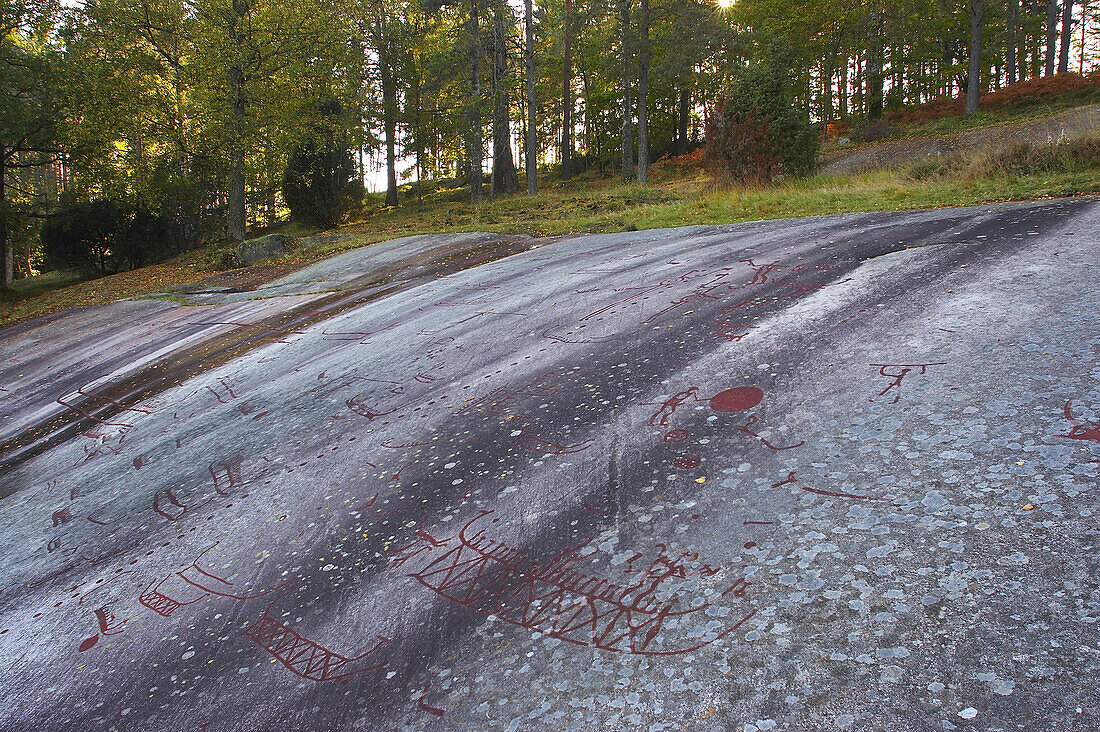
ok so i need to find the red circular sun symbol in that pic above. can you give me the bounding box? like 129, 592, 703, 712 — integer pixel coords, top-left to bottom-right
675, 455, 701, 469
709, 386, 764, 413
664, 429, 690, 443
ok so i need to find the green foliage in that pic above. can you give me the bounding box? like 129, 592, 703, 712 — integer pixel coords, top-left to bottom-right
282, 98, 364, 227
40, 191, 205, 274
705, 61, 820, 183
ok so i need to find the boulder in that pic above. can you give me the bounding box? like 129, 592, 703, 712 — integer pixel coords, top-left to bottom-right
236, 233, 295, 266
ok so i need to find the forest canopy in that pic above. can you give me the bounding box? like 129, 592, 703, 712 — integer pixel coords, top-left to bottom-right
1, 0, 1094, 283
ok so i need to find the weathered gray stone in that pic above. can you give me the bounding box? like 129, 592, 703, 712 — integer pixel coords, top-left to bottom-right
235, 233, 295, 266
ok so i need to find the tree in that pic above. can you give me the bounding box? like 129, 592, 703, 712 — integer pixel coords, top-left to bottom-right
282, 100, 362, 227
191, 0, 349, 241
490, 0, 518, 194
561, 0, 572, 181
636, 0, 649, 183
966, 0, 982, 114
1046, 0, 1059, 74
374, 7, 399, 206
619, 0, 632, 181
466, 0, 483, 201
1059, 0, 1074, 72
704, 58, 820, 183
524, 0, 537, 194
1, 0, 66, 287
1007, 0, 1019, 84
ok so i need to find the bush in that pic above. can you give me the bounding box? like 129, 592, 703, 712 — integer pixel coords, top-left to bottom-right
704, 62, 820, 184
283, 142, 363, 228
283, 97, 364, 228
41, 197, 183, 275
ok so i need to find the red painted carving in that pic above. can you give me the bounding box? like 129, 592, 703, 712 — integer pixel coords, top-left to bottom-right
140, 544, 290, 617
405, 512, 755, 656
244, 590, 388, 682
645, 388, 701, 426
209, 456, 243, 495
51, 508, 73, 526
417, 686, 447, 717
738, 415, 805, 451
663, 429, 690, 443
709, 387, 764, 413
56, 385, 154, 428
869, 363, 947, 404
1062, 401, 1100, 443
771, 471, 890, 502
205, 377, 239, 404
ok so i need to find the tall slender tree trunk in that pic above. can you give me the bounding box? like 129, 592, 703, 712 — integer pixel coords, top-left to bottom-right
1081, 4, 1087, 74
840, 60, 848, 117
619, 0, 633, 181
380, 17, 399, 207
966, 0, 983, 113
524, 0, 537, 195
227, 1, 248, 242
467, 0, 483, 202
0, 154, 10, 289
1008, 0, 1019, 84
1047, 0, 1059, 74
636, 0, 649, 184
491, 0, 518, 194
1059, 0, 1074, 72
562, 0, 572, 181
677, 87, 690, 154
867, 8, 885, 119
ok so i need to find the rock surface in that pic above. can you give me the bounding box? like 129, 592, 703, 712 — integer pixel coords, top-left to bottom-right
1, 199, 1098, 731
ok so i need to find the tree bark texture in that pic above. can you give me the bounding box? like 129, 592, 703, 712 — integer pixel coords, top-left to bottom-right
966, 0, 983, 114
524, 0, 537, 195
636, 0, 649, 184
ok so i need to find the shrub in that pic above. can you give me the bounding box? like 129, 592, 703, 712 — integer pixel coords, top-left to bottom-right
40, 197, 189, 275
704, 62, 820, 184
283, 97, 364, 228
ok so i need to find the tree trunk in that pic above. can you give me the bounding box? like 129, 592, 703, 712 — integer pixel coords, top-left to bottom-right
228, 65, 247, 242
677, 87, 690, 154
223, 0, 254, 240
840, 59, 848, 117
467, 0, 483, 202
1007, 0, 1018, 84
524, 0, 537, 195
966, 0, 983, 114
636, 0, 649, 184
867, 9, 885, 119
491, 0, 518, 194
226, 0, 249, 242
1046, 0, 1059, 75
0, 153, 9, 289
619, 0, 633, 181
562, 0, 572, 181
380, 17, 399, 207
1059, 0, 1074, 72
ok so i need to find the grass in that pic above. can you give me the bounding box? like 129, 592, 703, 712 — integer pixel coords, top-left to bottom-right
824, 73, 1100, 150
4, 139, 1100, 330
